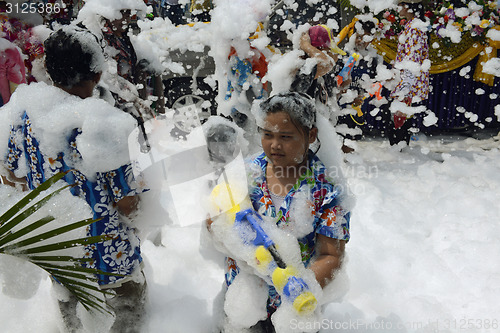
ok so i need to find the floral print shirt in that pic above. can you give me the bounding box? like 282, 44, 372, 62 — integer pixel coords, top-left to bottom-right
391, 18, 430, 102
225, 151, 350, 312
5, 111, 143, 286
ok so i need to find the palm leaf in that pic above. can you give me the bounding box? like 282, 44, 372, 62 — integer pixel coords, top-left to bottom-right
0, 215, 56, 248
0, 172, 122, 314
3, 234, 109, 254
35, 262, 121, 278
24, 255, 92, 262
338, 0, 351, 7
0, 217, 101, 250
0, 171, 67, 226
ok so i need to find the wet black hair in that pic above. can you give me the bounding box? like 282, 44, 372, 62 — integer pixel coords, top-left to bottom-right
359, 20, 376, 34
258, 91, 321, 155
44, 27, 103, 88
259, 91, 317, 131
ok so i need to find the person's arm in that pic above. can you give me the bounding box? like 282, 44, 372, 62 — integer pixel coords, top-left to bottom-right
1, 128, 28, 191
299, 33, 336, 79
106, 163, 144, 217
336, 77, 352, 98
153, 74, 165, 114
0, 169, 28, 191
309, 234, 346, 288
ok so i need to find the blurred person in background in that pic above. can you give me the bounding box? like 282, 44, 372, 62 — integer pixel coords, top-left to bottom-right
0, 36, 26, 106
387, 0, 430, 146
77, 0, 165, 151
0, 0, 44, 84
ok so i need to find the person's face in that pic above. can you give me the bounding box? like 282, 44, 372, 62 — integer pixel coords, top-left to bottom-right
260, 111, 316, 169
78, 72, 102, 99
398, 3, 414, 20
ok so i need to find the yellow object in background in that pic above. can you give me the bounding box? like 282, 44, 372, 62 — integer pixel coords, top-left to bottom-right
336, 17, 358, 44
9, 82, 19, 94
473, 25, 500, 86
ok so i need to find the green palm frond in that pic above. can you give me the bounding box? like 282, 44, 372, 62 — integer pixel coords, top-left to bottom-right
338, 0, 352, 7
0, 171, 122, 314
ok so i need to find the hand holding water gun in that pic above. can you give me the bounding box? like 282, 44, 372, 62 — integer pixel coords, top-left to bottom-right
351, 82, 383, 117
349, 82, 383, 125
336, 53, 361, 87
235, 209, 317, 315
308, 25, 346, 56
208, 183, 319, 316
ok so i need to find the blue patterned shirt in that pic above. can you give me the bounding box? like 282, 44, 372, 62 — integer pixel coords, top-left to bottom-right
225, 151, 350, 312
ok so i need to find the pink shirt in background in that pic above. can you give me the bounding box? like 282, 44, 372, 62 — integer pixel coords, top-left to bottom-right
0, 39, 26, 105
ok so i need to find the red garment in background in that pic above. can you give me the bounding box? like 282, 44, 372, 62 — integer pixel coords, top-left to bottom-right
0, 41, 26, 105
228, 46, 269, 91
0, 12, 44, 83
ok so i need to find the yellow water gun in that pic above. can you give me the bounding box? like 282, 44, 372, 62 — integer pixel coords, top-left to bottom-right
350, 82, 383, 124
210, 183, 318, 315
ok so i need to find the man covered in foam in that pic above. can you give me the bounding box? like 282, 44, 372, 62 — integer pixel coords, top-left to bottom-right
0, 25, 148, 332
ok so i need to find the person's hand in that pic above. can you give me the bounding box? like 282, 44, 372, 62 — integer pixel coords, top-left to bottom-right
353, 95, 364, 106
299, 32, 312, 50
338, 78, 352, 93
133, 99, 155, 120
403, 96, 412, 106
206, 214, 214, 232
299, 31, 335, 78
116, 195, 140, 216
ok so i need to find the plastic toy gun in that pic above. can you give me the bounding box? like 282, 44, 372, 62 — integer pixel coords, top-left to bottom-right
336, 53, 360, 87
370, 82, 383, 100
234, 209, 318, 315
350, 82, 383, 118
235, 209, 285, 268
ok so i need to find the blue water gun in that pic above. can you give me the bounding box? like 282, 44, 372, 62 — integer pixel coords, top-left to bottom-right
234, 209, 317, 315
336, 53, 361, 87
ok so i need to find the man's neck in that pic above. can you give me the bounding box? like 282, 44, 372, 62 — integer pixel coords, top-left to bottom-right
57, 81, 94, 99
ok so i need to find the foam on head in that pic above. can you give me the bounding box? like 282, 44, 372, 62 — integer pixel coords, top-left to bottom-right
44, 25, 105, 88
254, 92, 317, 131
